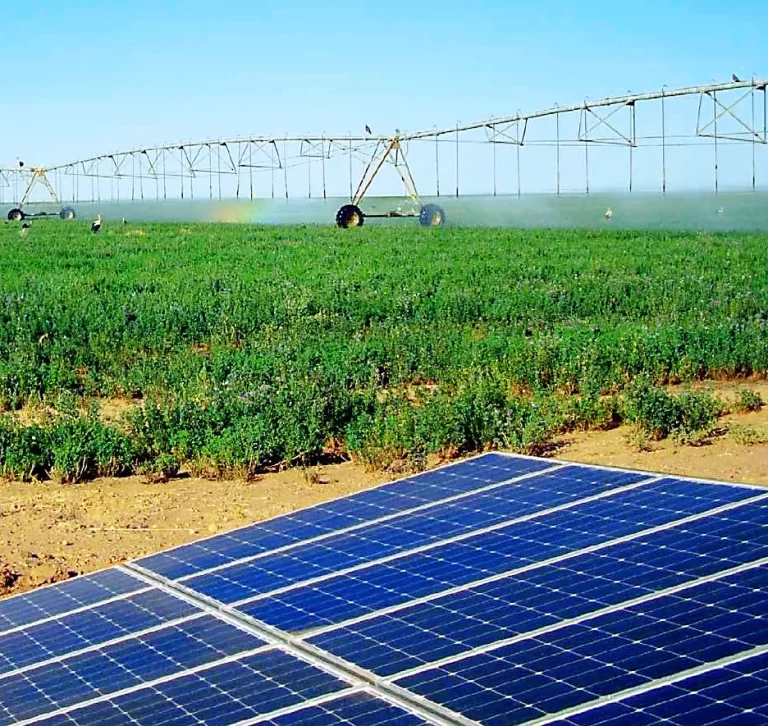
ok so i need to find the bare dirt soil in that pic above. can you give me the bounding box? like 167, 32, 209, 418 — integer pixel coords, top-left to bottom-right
2, 381, 767, 601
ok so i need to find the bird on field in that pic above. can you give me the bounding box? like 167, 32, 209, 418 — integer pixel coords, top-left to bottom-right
732, 73, 741, 83
717, 206, 724, 215
365, 124, 372, 135
604, 207, 613, 220
20, 222, 30, 237
91, 214, 102, 234
121, 217, 128, 224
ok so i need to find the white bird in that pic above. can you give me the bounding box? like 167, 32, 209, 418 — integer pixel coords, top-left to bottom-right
91, 214, 102, 234
717, 206, 724, 215
121, 217, 128, 224
604, 207, 613, 220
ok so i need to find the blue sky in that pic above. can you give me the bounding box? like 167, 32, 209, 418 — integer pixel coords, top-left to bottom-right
2, 0, 767, 193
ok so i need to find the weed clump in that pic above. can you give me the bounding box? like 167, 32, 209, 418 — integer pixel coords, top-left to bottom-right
623, 382, 722, 443
733, 387, 764, 413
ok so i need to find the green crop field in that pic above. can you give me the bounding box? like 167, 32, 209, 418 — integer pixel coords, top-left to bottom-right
0, 220, 766, 482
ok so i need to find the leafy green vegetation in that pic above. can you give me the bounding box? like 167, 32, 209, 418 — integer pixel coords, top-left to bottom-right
733, 387, 764, 413
729, 423, 768, 446
0, 220, 766, 480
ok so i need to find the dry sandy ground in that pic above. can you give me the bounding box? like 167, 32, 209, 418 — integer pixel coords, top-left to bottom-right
2, 381, 767, 600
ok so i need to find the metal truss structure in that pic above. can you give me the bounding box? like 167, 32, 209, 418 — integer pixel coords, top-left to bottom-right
2, 77, 766, 225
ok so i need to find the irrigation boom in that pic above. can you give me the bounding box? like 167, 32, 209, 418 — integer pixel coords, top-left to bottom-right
2, 77, 766, 225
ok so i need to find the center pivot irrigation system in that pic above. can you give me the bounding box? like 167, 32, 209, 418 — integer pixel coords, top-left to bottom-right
2, 77, 766, 227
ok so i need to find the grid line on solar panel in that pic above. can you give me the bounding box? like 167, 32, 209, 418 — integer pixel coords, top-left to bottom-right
392, 565, 768, 725
0, 569, 146, 634
325, 555, 768, 682
0, 586, 155, 639
235, 482, 768, 632
541, 645, 768, 726
300, 499, 768, 673
22, 647, 350, 726
0, 587, 204, 679
0, 611, 210, 682
121, 567, 483, 726
6, 628, 272, 726
252, 689, 431, 726
183, 471, 663, 607
171, 462, 568, 585
501, 452, 768, 492
137, 452, 554, 580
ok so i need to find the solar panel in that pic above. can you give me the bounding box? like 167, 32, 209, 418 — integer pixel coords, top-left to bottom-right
1, 452, 767, 726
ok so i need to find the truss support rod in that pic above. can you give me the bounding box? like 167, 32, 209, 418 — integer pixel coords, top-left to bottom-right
393, 145, 420, 202
516, 128, 521, 197
752, 87, 756, 190
353, 141, 394, 205
455, 124, 459, 197
283, 138, 288, 199
662, 89, 667, 193
556, 109, 560, 195
321, 136, 326, 200
492, 124, 497, 197
348, 134, 353, 201
714, 91, 719, 194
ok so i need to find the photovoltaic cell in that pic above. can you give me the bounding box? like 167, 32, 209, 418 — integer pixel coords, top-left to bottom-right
237, 477, 763, 630
0, 588, 199, 676
263, 692, 429, 725
136, 453, 553, 579
183, 465, 648, 604
306, 498, 768, 675
548, 650, 768, 726
35, 649, 347, 726
0, 615, 264, 724
0, 569, 144, 634
395, 566, 768, 725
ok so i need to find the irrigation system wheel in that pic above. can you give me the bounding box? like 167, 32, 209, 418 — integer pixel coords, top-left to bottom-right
419, 203, 445, 227
7, 208, 24, 222
59, 207, 76, 221
336, 204, 364, 228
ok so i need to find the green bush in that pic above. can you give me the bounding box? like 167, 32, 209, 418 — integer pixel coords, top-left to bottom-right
733, 387, 764, 413
623, 382, 722, 441
0, 410, 138, 483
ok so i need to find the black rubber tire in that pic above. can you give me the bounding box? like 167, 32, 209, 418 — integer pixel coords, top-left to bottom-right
7, 208, 24, 222
336, 204, 364, 228
419, 204, 445, 227
59, 207, 76, 221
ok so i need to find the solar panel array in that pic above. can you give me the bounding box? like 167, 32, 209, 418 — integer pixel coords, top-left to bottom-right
2, 452, 768, 725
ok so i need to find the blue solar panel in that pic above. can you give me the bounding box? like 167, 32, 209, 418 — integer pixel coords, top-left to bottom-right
4, 452, 768, 726
549, 650, 768, 725
34, 650, 347, 726
0, 569, 144, 633
0, 587, 199, 676
236, 477, 763, 630
394, 566, 768, 724
137, 453, 553, 580
308, 506, 768, 675
0, 615, 265, 724
305, 499, 768, 675
182, 465, 649, 604
263, 692, 429, 725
